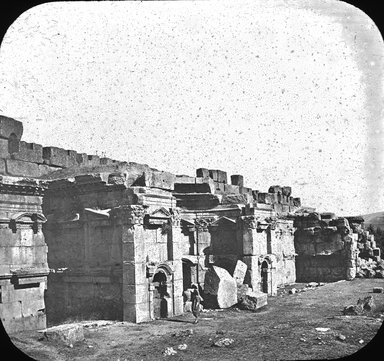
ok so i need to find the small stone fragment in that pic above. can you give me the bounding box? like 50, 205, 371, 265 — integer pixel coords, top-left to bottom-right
315, 327, 330, 332
213, 338, 234, 347
163, 347, 177, 356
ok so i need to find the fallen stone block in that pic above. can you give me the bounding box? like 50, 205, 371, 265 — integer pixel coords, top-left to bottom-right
343, 304, 363, 315
346, 267, 356, 281
38, 323, 84, 345
373, 287, 383, 293
163, 347, 177, 356
375, 270, 384, 278
237, 291, 268, 311
232, 260, 247, 285
204, 266, 237, 309
212, 337, 234, 347
357, 295, 375, 311
236, 284, 250, 301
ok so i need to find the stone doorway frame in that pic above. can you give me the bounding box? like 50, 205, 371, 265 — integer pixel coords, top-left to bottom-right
150, 264, 174, 319
258, 255, 277, 296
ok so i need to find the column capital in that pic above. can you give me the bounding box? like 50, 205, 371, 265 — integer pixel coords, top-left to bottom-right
241, 215, 257, 229
110, 205, 146, 227
195, 217, 214, 232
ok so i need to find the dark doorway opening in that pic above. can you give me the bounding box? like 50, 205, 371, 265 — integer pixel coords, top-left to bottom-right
261, 260, 269, 293
153, 271, 168, 319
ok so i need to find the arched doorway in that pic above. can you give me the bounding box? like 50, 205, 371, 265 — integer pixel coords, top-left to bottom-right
261, 260, 269, 293
153, 271, 168, 319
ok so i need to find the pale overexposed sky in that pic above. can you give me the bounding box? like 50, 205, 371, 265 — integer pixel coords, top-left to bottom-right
0, 0, 383, 216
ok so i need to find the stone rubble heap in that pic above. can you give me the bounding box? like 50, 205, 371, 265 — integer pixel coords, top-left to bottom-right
347, 217, 383, 278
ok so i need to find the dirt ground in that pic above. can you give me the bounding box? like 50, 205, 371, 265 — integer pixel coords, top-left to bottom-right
5, 278, 384, 361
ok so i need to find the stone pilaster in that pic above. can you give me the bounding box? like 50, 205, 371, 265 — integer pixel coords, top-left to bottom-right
241, 215, 257, 255
167, 208, 183, 316
112, 205, 150, 323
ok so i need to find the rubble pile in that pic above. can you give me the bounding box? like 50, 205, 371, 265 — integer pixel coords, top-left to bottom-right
347, 217, 383, 278
293, 212, 357, 281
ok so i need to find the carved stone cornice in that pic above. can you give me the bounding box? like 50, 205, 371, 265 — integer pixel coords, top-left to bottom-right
195, 217, 214, 232
241, 215, 257, 229
0, 178, 47, 196
110, 205, 146, 227
265, 216, 277, 230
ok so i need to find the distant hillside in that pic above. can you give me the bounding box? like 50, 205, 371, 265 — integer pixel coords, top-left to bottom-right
361, 211, 384, 230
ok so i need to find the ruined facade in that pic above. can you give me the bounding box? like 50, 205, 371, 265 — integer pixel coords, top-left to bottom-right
0, 115, 304, 331
0, 116, 49, 332
294, 213, 382, 282
2, 114, 380, 334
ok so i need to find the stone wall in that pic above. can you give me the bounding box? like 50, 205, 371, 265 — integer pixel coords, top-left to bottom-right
0, 176, 49, 332
294, 213, 357, 282
347, 217, 383, 278
0, 114, 305, 328
43, 173, 183, 324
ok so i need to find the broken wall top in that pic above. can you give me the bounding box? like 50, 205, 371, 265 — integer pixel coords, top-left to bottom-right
0, 116, 304, 213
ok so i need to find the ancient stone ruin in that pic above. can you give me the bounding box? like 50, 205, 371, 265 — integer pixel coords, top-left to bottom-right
0, 114, 381, 334
294, 212, 381, 282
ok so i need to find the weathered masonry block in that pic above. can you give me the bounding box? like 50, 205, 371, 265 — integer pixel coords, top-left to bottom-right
11, 141, 43, 164
231, 174, 244, 187
43, 147, 78, 168
209, 169, 227, 184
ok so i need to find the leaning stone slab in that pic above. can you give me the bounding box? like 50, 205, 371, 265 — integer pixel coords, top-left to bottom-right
38, 323, 84, 345
233, 260, 247, 286
204, 266, 237, 309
